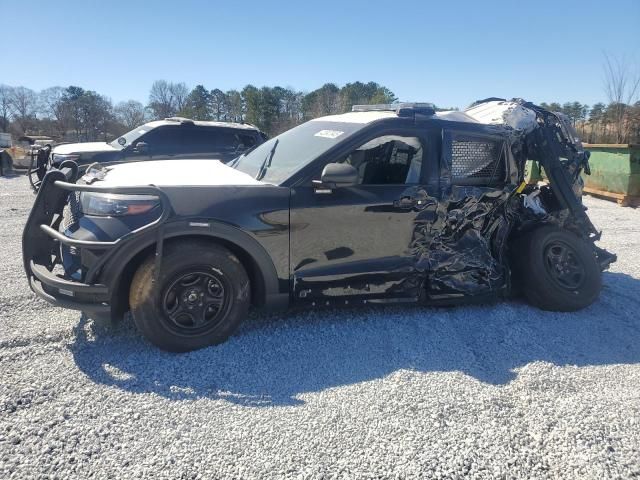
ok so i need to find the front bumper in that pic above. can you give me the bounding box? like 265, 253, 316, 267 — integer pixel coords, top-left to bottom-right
22, 165, 170, 315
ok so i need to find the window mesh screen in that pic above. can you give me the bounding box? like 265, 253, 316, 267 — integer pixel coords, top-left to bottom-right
451, 139, 503, 181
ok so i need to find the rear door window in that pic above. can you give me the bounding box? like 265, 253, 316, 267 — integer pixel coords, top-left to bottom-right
236, 132, 258, 149
187, 127, 244, 154
444, 131, 506, 186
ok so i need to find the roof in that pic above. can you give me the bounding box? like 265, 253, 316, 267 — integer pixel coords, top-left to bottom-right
144, 119, 260, 131
310, 108, 485, 126
309, 101, 539, 129
310, 111, 398, 124
434, 111, 480, 123
18, 135, 57, 141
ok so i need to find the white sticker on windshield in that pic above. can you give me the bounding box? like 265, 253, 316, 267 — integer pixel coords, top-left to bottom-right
314, 129, 344, 139
138, 129, 146, 134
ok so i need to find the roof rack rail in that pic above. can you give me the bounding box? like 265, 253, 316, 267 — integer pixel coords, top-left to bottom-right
164, 117, 195, 125
352, 102, 436, 117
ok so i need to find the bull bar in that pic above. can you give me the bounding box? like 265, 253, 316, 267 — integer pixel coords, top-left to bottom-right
22, 162, 172, 315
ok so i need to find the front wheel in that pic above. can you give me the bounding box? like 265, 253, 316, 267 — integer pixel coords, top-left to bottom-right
129, 240, 250, 352
515, 226, 602, 312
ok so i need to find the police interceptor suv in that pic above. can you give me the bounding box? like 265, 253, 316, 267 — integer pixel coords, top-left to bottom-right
23, 100, 616, 351
30, 117, 266, 190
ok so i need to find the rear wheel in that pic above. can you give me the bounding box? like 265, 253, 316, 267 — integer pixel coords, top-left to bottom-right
129, 240, 250, 352
515, 226, 601, 311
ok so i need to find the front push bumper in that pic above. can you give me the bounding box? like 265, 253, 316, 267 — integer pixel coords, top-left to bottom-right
22, 163, 170, 316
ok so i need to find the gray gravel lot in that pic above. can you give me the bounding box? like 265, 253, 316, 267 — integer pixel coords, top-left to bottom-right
1, 174, 639, 479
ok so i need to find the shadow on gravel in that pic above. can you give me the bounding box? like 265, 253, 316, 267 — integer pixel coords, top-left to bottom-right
70, 271, 640, 407
0, 171, 27, 180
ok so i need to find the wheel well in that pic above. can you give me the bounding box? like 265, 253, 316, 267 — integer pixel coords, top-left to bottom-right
112, 235, 267, 318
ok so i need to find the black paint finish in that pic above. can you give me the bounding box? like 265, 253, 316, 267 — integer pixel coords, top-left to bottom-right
23, 101, 615, 319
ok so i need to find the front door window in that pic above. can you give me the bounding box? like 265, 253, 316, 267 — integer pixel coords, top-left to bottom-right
337, 135, 423, 185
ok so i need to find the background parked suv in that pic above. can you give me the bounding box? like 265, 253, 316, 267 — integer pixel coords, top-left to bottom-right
49, 117, 267, 170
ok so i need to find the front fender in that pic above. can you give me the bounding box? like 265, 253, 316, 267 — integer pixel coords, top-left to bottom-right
96, 219, 287, 311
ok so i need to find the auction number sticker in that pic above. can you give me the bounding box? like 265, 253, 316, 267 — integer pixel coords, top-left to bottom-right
314, 130, 344, 139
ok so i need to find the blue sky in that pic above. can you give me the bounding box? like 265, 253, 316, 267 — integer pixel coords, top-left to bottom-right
2, 0, 638, 109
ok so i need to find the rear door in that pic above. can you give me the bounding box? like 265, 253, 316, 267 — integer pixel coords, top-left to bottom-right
424, 126, 512, 300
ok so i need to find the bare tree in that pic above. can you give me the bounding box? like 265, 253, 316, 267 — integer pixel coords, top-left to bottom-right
148, 80, 189, 119
39, 87, 69, 137
170, 82, 189, 114
115, 100, 147, 129
0, 85, 13, 132
148, 80, 175, 119
10, 86, 38, 133
603, 52, 640, 143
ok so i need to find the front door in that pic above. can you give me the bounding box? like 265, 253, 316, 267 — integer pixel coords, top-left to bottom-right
290, 130, 433, 305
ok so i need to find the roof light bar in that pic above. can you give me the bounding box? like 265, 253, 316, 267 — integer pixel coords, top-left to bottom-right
352, 103, 436, 117
164, 117, 195, 125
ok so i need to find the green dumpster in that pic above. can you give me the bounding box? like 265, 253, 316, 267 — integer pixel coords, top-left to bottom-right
525, 160, 544, 184
582, 144, 640, 205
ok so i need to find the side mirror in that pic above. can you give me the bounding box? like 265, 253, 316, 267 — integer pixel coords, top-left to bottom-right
133, 141, 148, 154
320, 163, 358, 188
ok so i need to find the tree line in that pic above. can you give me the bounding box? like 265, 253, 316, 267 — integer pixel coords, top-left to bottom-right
1, 79, 638, 144
0, 81, 397, 142
539, 101, 640, 144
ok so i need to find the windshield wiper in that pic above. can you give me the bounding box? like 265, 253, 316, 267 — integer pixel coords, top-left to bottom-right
230, 144, 258, 168
256, 139, 279, 181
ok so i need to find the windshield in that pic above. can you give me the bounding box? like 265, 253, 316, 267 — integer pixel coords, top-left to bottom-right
231, 120, 367, 184
109, 124, 153, 148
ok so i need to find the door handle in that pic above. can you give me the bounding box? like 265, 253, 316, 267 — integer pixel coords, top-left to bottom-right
394, 196, 416, 209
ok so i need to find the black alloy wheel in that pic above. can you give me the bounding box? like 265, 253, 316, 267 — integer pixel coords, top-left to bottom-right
513, 226, 602, 312
162, 270, 232, 334
543, 240, 586, 291
130, 241, 250, 352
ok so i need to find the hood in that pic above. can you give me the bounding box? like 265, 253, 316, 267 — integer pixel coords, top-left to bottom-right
85, 159, 266, 187
53, 142, 118, 154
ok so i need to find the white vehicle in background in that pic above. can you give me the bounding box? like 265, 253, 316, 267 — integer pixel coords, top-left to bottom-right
0, 132, 12, 148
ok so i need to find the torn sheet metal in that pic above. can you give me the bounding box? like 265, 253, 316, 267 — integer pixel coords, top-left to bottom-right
290, 98, 616, 305
465, 100, 538, 134
411, 187, 512, 299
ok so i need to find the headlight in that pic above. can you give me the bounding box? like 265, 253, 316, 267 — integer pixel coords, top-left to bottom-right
52, 153, 80, 163
79, 192, 160, 216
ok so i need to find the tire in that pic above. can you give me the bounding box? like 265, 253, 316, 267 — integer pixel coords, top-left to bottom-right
129, 240, 250, 352
515, 226, 601, 312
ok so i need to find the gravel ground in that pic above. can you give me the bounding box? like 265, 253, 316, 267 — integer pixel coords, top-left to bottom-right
1, 174, 639, 479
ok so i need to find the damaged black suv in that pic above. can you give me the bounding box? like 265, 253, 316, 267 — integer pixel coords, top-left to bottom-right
23, 100, 616, 351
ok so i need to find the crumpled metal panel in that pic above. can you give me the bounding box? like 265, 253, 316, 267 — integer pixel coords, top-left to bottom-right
292, 98, 616, 306
410, 186, 512, 299
465, 100, 538, 134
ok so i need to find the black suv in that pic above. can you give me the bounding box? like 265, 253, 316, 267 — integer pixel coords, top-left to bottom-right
30, 117, 266, 188
23, 100, 616, 351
